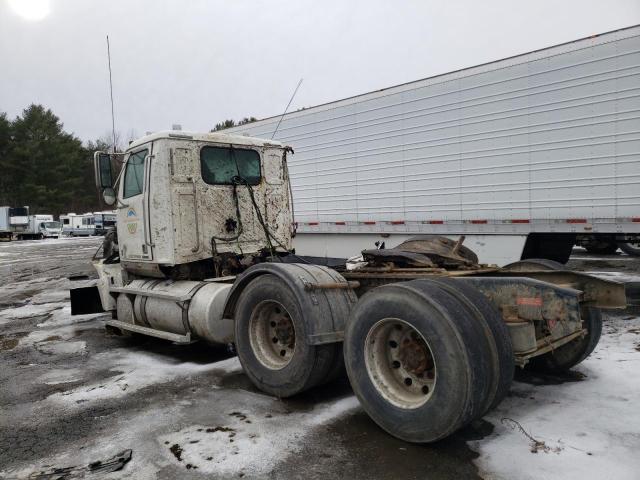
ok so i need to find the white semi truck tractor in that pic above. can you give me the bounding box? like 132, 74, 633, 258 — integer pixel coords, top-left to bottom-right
71, 131, 626, 443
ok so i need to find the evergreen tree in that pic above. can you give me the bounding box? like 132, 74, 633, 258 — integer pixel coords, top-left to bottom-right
0, 105, 102, 216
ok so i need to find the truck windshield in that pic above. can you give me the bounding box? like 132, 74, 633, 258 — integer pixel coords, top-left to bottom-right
44, 222, 61, 228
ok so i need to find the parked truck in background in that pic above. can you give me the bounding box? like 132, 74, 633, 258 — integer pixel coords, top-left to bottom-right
0, 208, 60, 240
14, 214, 58, 240
94, 211, 117, 235
0, 207, 12, 241
72, 128, 626, 443
3, 206, 30, 239
225, 24, 640, 265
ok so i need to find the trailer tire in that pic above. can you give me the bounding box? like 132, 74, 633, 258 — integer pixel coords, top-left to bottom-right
585, 242, 618, 255
344, 281, 493, 443
425, 278, 514, 413
619, 241, 640, 257
234, 274, 340, 398
527, 307, 602, 373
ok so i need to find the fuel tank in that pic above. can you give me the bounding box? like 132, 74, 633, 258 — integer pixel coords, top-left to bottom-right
115, 279, 233, 344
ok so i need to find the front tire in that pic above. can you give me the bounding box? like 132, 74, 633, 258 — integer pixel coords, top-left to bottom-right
234, 274, 340, 398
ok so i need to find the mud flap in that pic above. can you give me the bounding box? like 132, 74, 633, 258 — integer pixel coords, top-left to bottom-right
70, 286, 105, 315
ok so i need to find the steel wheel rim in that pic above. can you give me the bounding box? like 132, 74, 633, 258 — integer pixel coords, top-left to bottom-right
364, 318, 436, 409
249, 300, 296, 370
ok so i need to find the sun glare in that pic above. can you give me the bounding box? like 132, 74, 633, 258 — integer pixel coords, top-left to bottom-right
8, 0, 51, 21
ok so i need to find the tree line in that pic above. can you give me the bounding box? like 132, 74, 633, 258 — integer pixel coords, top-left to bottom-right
0, 104, 117, 217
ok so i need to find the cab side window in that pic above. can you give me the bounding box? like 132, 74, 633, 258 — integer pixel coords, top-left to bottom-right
123, 149, 148, 198
200, 146, 261, 185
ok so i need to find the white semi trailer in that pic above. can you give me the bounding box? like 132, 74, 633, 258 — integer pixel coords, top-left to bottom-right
225, 24, 640, 264
72, 130, 625, 443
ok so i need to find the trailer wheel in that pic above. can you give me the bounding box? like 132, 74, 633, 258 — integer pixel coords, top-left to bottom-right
619, 241, 640, 257
234, 274, 340, 398
527, 307, 602, 373
344, 281, 494, 443
585, 242, 618, 255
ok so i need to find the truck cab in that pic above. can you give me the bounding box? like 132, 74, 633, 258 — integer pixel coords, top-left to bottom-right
95, 131, 294, 278
40, 220, 62, 238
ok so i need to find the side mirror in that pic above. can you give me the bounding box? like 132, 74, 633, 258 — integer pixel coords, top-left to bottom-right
102, 187, 117, 206
94, 152, 113, 189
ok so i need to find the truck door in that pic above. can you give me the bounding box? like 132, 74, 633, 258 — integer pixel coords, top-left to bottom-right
118, 145, 153, 261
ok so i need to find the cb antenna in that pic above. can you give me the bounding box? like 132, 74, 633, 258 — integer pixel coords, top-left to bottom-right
106, 35, 117, 153
271, 78, 303, 139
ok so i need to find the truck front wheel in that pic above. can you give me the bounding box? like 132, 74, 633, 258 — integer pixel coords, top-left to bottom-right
234, 274, 340, 398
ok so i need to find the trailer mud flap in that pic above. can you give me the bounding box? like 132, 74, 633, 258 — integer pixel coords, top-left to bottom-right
70, 286, 105, 315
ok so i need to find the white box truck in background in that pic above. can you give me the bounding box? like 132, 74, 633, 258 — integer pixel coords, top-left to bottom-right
22, 214, 62, 239
225, 25, 640, 265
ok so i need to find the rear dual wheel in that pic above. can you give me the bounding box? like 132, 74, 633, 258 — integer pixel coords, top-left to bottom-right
344, 280, 513, 443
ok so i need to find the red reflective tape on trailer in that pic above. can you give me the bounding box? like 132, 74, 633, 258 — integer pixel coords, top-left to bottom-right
362, 221, 376, 225
566, 219, 587, 224
427, 220, 444, 224
517, 297, 543, 307
471, 220, 488, 224
306, 222, 319, 226
334, 221, 346, 225
510, 219, 530, 224
390, 221, 405, 225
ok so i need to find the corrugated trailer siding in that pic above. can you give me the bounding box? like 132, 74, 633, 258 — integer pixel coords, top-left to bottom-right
226, 26, 640, 227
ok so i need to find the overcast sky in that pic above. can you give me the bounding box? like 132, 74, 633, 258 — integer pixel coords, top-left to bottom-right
1, 0, 639, 143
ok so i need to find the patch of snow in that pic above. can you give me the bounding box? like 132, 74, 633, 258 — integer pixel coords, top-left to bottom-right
473, 315, 640, 480
0, 302, 66, 320
30, 289, 70, 305
49, 351, 243, 404
39, 368, 85, 385
158, 395, 360, 476
36, 340, 86, 355
570, 255, 636, 261
36, 306, 105, 328
585, 271, 640, 284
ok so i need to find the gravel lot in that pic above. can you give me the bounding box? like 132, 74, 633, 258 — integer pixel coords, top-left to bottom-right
1, 238, 639, 479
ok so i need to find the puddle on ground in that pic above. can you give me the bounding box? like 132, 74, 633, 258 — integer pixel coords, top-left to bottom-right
274, 411, 490, 480
0, 331, 29, 351
514, 368, 586, 386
